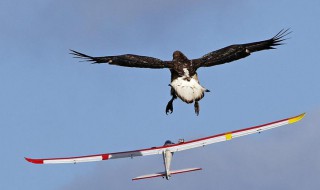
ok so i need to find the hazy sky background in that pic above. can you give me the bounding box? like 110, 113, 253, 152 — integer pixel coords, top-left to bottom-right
1, 0, 320, 189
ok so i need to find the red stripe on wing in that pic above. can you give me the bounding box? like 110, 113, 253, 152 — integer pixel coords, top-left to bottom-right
25, 157, 43, 164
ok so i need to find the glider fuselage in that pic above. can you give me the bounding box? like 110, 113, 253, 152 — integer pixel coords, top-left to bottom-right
163, 149, 173, 180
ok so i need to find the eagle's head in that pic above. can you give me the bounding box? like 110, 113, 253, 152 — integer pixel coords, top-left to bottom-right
173, 51, 189, 62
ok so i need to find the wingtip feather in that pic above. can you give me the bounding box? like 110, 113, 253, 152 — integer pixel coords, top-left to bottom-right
69, 49, 98, 63
273, 28, 292, 41
269, 28, 292, 48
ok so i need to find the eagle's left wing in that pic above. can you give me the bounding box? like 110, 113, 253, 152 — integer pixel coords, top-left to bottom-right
70, 50, 172, 69
192, 29, 290, 68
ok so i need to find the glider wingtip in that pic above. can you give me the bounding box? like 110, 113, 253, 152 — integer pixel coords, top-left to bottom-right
25, 157, 43, 164
288, 113, 306, 124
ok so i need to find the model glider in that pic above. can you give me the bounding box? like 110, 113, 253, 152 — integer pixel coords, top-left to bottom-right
25, 113, 304, 181
70, 29, 290, 115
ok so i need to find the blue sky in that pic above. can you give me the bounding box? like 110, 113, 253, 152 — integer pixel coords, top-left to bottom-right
1, 0, 320, 189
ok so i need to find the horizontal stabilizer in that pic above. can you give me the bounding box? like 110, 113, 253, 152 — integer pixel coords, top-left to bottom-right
170, 167, 202, 175
132, 167, 202, 181
132, 172, 165, 181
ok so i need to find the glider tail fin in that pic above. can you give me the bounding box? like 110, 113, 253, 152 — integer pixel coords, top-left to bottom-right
132, 167, 202, 181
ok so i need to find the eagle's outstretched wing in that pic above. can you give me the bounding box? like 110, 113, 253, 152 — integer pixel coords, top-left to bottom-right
192, 29, 291, 68
70, 50, 172, 69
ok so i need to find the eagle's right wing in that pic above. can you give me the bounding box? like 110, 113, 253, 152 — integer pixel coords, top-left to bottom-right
70, 50, 172, 69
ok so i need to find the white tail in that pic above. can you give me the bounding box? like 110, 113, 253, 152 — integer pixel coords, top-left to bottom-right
132, 168, 202, 181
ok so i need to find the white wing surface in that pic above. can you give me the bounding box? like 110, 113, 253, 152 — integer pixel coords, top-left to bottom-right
25, 113, 305, 164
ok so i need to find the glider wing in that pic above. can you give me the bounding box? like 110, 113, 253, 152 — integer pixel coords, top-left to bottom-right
25, 113, 304, 164
164, 113, 305, 153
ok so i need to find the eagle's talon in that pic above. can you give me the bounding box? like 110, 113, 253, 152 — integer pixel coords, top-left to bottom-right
166, 99, 174, 115
166, 109, 173, 115
166, 103, 173, 115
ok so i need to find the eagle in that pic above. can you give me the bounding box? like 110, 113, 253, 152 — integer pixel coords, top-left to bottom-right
70, 29, 290, 115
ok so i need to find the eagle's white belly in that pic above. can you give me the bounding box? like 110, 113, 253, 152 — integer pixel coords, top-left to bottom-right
171, 77, 207, 104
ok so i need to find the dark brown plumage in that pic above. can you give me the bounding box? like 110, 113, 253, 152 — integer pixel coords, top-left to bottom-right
70, 29, 290, 115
